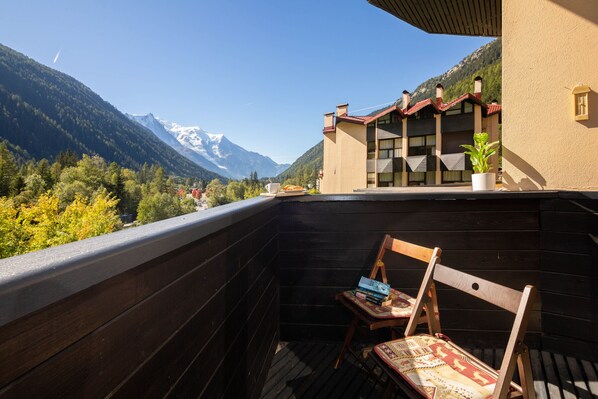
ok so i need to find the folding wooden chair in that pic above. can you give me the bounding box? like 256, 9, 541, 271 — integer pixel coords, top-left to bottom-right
334, 235, 442, 368
371, 260, 537, 399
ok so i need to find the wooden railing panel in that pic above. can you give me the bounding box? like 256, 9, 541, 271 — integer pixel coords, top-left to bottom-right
278, 195, 543, 347
0, 197, 279, 398
540, 194, 598, 361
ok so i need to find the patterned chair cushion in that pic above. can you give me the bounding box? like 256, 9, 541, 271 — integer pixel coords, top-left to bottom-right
374, 335, 501, 399
341, 288, 416, 319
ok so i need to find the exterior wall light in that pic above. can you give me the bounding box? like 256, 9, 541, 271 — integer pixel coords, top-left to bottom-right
572, 84, 590, 121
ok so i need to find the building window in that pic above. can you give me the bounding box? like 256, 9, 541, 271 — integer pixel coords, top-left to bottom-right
409, 171, 436, 186
445, 102, 473, 116
445, 104, 461, 116
408, 135, 436, 156
367, 172, 376, 188
378, 172, 394, 187
394, 172, 402, 187
379, 138, 402, 159
377, 114, 391, 125
442, 170, 473, 183
414, 108, 434, 120
408, 172, 425, 185
367, 141, 376, 159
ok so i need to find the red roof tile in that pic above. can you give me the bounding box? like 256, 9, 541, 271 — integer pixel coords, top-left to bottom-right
440, 93, 485, 111
324, 93, 501, 134
336, 115, 367, 124
487, 104, 502, 116
404, 98, 441, 115
363, 105, 404, 124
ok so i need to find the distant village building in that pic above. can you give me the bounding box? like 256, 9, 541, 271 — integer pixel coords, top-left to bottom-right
320, 78, 501, 193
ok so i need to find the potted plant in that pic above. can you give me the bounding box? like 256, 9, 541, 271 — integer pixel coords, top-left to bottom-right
461, 132, 499, 191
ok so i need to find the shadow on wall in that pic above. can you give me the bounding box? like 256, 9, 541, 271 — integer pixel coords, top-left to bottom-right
549, 0, 598, 26
501, 146, 547, 191
579, 90, 598, 129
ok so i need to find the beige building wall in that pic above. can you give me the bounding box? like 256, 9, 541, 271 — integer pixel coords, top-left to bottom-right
320, 122, 367, 193
482, 113, 500, 174
502, 0, 598, 190
321, 132, 337, 193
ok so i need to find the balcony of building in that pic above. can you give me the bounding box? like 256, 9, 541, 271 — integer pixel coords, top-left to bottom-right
0, 191, 596, 398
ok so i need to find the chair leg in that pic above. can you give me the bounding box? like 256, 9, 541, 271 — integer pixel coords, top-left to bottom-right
335, 316, 359, 369
517, 349, 536, 399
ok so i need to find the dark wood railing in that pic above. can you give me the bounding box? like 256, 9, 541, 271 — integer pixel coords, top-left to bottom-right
0, 196, 279, 398
0, 190, 595, 397
278, 191, 597, 361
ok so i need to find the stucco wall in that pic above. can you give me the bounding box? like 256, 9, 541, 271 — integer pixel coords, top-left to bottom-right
321, 122, 367, 193
321, 132, 337, 193
502, 0, 598, 190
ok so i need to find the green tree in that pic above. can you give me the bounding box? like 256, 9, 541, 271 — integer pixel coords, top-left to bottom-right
137, 192, 188, 224
55, 149, 79, 168
205, 179, 229, 208
0, 141, 18, 196
226, 180, 245, 202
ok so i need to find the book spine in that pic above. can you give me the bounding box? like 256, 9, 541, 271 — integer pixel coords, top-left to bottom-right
365, 296, 391, 306
355, 287, 388, 301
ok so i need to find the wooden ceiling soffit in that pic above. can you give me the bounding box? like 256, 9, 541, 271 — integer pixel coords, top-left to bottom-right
368, 0, 501, 37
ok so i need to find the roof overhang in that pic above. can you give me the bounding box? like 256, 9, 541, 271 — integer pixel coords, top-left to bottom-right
367, 0, 501, 37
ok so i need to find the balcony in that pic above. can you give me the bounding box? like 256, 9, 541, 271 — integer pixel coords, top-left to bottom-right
0, 191, 596, 397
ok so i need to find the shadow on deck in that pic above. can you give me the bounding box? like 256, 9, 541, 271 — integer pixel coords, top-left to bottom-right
260, 342, 598, 399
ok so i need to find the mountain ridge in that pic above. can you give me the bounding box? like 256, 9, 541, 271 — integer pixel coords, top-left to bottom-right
128, 113, 289, 179
0, 43, 222, 180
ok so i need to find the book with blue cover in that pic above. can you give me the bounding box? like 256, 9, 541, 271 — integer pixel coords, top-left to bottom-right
357, 276, 390, 296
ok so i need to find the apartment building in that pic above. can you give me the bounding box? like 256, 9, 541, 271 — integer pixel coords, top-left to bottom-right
320, 78, 501, 193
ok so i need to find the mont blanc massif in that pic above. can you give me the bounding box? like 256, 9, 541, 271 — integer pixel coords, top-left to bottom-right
128, 113, 289, 180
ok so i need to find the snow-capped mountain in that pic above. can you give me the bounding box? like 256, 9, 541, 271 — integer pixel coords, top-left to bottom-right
127, 113, 289, 180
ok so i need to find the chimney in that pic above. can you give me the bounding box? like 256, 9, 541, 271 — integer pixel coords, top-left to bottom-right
474, 76, 483, 100
336, 103, 348, 117
323, 112, 334, 130
435, 84, 444, 105
402, 90, 411, 110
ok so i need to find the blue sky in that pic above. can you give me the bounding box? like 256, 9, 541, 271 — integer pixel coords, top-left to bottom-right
0, 1, 492, 165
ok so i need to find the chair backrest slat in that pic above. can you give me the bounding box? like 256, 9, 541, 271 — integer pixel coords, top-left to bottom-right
369, 235, 441, 284
386, 237, 436, 263
433, 264, 523, 314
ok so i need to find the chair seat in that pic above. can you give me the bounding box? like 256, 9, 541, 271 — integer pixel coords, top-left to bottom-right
374, 335, 505, 399
340, 288, 416, 319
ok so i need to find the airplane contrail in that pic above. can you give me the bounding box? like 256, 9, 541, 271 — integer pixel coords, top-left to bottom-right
53, 48, 62, 64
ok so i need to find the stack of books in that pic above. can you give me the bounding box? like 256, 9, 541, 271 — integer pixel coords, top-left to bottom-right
351, 276, 392, 306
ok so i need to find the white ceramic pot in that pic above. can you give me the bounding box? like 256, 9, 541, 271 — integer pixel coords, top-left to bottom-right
471, 173, 496, 191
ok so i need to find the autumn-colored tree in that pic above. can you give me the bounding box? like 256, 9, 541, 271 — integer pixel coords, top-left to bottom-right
0, 197, 22, 258
0, 191, 121, 259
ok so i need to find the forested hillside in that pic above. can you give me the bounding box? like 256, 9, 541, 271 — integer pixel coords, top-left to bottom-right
0, 44, 221, 180
395, 38, 501, 106
283, 39, 502, 188
276, 141, 322, 188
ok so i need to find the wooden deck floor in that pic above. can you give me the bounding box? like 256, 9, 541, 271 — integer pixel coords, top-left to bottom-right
260, 342, 598, 399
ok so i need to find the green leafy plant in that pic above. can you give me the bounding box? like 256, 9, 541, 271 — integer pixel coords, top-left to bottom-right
460, 132, 499, 174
